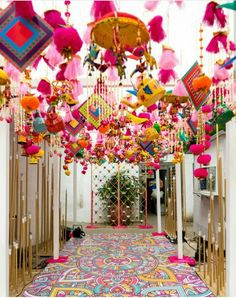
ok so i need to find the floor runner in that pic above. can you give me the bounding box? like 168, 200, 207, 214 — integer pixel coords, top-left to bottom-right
22, 233, 214, 297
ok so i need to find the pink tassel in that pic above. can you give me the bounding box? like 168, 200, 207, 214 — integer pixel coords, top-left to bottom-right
37, 79, 51, 95
148, 16, 166, 43
158, 48, 179, 69
32, 55, 43, 69
64, 108, 73, 123
229, 41, 236, 51
174, 0, 184, 7
71, 80, 83, 98
144, 0, 160, 11
19, 83, 30, 95
44, 10, 66, 29
202, 104, 212, 113
90, 0, 117, 21
14, 1, 35, 19
206, 33, 227, 53
54, 27, 83, 56
213, 63, 229, 81
103, 49, 116, 65
158, 69, 177, 84
45, 44, 64, 68
4, 62, 20, 82
56, 63, 67, 81
83, 26, 92, 44
172, 80, 188, 96
203, 1, 217, 26
64, 56, 83, 80
215, 5, 227, 28
107, 67, 119, 81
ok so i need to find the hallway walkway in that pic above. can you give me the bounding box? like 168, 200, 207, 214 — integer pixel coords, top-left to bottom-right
22, 233, 213, 297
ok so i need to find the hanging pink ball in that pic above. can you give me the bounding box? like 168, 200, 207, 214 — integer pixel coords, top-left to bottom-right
197, 154, 211, 165
189, 144, 205, 155
205, 123, 214, 133
194, 168, 208, 179
26, 145, 40, 155
205, 134, 211, 141
205, 140, 211, 150
202, 105, 212, 113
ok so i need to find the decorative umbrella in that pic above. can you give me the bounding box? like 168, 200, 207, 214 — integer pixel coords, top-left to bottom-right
218, 1, 236, 11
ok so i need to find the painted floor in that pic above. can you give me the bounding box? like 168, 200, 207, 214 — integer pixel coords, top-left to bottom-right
22, 233, 213, 297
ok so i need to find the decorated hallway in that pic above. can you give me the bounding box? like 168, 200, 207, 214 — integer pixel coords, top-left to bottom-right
22, 233, 213, 297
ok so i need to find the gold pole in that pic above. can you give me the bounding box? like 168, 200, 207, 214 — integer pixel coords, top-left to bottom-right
65, 190, 68, 244
203, 234, 206, 279
35, 192, 39, 268
28, 215, 32, 278
198, 231, 201, 272
208, 213, 212, 286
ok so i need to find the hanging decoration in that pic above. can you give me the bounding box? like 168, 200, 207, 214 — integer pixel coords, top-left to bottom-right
0, 2, 53, 71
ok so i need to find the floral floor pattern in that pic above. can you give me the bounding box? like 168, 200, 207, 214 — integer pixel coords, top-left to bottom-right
22, 233, 214, 297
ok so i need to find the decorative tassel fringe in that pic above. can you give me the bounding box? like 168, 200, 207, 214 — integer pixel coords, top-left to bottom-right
45, 43, 64, 68
44, 10, 66, 29
64, 56, 83, 80
14, 0, 35, 19
71, 80, 83, 98
206, 32, 235, 53
158, 48, 179, 69
172, 80, 188, 96
90, 0, 117, 21
203, 1, 227, 27
144, 0, 160, 11
107, 66, 119, 81
158, 69, 177, 84
103, 49, 117, 65
148, 16, 166, 43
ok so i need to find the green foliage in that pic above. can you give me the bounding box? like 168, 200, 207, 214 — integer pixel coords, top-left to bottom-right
98, 171, 140, 205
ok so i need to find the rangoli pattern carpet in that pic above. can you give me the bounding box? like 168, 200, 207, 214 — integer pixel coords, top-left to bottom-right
22, 233, 213, 297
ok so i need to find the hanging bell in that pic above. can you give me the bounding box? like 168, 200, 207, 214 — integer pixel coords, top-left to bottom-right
29, 156, 38, 165
18, 135, 27, 145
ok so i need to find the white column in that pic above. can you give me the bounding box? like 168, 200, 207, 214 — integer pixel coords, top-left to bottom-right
156, 170, 161, 232
73, 162, 77, 223
0, 122, 9, 296
53, 155, 59, 260
175, 162, 183, 259
183, 154, 194, 221
226, 120, 236, 297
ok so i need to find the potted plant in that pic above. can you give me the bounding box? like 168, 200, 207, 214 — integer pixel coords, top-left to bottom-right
98, 170, 140, 225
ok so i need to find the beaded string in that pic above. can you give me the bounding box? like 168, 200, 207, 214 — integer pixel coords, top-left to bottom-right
64, 0, 71, 26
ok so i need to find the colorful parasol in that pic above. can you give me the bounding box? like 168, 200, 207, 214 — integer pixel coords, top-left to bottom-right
90, 12, 150, 51
218, 1, 236, 11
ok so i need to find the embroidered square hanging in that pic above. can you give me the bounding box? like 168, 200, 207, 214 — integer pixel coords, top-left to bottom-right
0, 2, 53, 71
181, 61, 210, 111
79, 94, 112, 129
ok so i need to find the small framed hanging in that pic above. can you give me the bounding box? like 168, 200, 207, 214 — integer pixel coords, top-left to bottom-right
79, 94, 112, 129
181, 61, 210, 111
0, 2, 53, 71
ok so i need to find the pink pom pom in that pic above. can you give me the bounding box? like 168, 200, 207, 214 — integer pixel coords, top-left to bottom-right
45, 44, 64, 68
197, 154, 211, 165
107, 67, 119, 81
64, 56, 83, 80
83, 26, 92, 44
26, 145, 40, 155
202, 1, 217, 26
148, 16, 166, 43
54, 27, 83, 56
44, 10, 66, 29
90, 0, 117, 21
205, 123, 214, 133
144, 0, 160, 11
103, 49, 116, 65
158, 69, 177, 84
205, 134, 211, 141
14, 0, 35, 19
158, 48, 179, 69
189, 144, 205, 155
37, 79, 51, 95
4, 62, 20, 82
202, 105, 212, 113
173, 80, 188, 96
194, 168, 208, 179
229, 41, 236, 51
213, 63, 229, 82
71, 80, 83, 98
